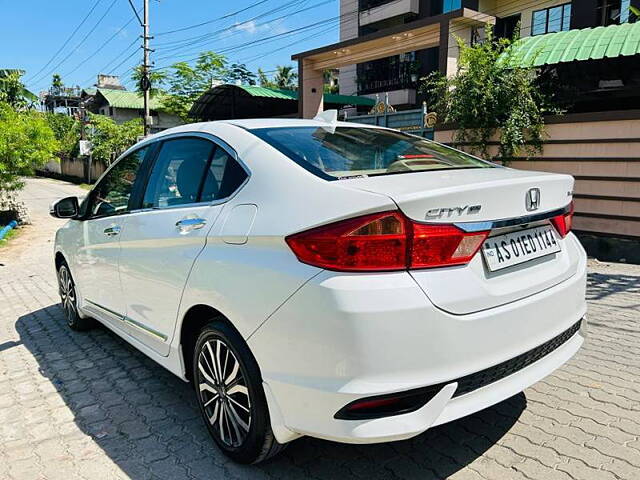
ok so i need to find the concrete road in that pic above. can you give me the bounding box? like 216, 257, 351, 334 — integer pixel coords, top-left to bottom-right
1, 177, 639, 480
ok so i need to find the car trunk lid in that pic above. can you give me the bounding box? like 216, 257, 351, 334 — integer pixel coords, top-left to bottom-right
341, 167, 579, 314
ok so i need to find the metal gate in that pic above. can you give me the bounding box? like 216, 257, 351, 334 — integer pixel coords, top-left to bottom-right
344, 106, 434, 139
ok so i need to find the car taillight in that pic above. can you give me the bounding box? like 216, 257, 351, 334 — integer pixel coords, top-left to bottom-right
286, 211, 489, 272
551, 202, 574, 238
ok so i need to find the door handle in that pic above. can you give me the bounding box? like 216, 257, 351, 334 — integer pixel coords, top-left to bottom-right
176, 217, 207, 233
103, 225, 121, 237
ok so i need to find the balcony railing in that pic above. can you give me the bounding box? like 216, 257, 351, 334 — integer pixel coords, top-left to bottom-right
356, 55, 418, 95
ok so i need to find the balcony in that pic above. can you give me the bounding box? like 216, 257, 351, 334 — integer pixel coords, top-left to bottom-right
356, 54, 419, 97
359, 0, 419, 27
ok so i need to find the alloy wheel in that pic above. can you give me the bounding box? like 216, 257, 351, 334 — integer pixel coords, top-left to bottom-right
197, 338, 252, 448
58, 266, 77, 326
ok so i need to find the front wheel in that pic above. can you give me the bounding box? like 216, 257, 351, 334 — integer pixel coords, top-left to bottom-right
193, 321, 286, 464
57, 263, 93, 331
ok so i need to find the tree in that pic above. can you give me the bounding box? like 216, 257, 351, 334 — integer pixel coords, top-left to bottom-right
86, 114, 143, 166
45, 112, 80, 161
273, 65, 297, 90
51, 73, 64, 91
131, 65, 168, 98
422, 25, 560, 161
0, 102, 58, 193
226, 63, 256, 86
0, 69, 38, 109
158, 51, 259, 121
161, 51, 229, 122
257, 68, 276, 88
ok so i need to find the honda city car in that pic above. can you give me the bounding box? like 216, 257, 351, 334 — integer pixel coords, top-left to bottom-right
51, 117, 587, 463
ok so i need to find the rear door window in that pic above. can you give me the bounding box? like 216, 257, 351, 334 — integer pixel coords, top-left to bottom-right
200, 148, 249, 202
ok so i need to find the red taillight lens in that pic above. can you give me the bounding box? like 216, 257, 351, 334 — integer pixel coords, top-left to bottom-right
285, 212, 408, 271
286, 211, 489, 272
412, 224, 488, 268
551, 202, 574, 238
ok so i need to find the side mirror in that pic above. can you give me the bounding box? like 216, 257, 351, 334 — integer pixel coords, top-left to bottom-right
50, 196, 80, 219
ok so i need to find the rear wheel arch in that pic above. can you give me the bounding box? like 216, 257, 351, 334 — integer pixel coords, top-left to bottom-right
55, 251, 66, 270
180, 304, 247, 382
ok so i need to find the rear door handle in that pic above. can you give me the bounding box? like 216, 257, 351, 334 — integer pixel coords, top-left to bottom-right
176, 217, 207, 233
103, 225, 121, 237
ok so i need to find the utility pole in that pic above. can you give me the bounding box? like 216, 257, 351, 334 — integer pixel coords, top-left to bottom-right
142, 0, 151, 136
127, 0, 151, 135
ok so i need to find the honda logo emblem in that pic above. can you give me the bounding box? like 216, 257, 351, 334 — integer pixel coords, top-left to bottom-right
525, 188, 541, 211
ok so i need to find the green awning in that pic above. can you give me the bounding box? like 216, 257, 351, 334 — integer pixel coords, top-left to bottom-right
508, 22, 640, 67
236, 85, 298, 100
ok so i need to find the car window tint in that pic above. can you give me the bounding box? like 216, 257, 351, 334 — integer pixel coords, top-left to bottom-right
143, 138, 214, 208
90, 146, 148, 218
250, 127, 494, 179
200, 148, 248, 201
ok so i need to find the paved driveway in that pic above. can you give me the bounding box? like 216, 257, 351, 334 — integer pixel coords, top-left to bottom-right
1, 177, 639, 480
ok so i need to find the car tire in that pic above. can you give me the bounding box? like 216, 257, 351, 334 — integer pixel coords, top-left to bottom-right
193, 320, 286, 464
57, 262, 93, 331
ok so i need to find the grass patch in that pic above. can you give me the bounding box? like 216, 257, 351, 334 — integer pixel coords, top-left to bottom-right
78, 183, 94, 190
0, 226, 20, 248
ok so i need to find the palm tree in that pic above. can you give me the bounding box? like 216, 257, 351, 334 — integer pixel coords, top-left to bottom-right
0, 69, 37, 108
273, 65, 298, 90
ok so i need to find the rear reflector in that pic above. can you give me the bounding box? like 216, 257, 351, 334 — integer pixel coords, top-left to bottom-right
334, 389, 440, 420
551, 201, 574, 238
286, 211, 489, 272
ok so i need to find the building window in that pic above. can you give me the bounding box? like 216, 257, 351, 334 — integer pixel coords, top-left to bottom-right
597, 0, 636, 25
532, 3, 571, 36
495, 14, 521, 39
443, 0, 461, 13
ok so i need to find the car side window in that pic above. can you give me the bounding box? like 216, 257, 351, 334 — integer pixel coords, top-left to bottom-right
142, 138, 214, 208
200, 148, 249, 202
89, 146, 149, 218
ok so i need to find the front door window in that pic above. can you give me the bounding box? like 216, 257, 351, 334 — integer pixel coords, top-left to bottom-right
89, 146, 149, 218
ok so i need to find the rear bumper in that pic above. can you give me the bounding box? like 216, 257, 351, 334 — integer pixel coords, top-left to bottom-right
249, 244, 587, 444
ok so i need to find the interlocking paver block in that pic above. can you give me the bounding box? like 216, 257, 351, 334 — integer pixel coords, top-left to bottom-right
1, 177, 639, 479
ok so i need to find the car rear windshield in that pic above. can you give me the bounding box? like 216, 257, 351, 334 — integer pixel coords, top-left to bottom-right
250, 126, 494, 179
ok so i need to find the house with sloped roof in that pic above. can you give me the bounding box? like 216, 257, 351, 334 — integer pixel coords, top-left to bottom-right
82, 87, 183, 133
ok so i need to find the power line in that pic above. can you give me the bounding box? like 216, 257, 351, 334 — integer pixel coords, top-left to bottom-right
127, 0, 144, 26
31, 0, 120, 86
80, 38, 139, 86
154, 0, 340, 64
239, 24, 337, 65
152, 15, 343, 71
26, 0, 103, 82
62, 15, 139, 79
154, 0, 313, 50
100, 0, 551, 94
155, 0, 270, 36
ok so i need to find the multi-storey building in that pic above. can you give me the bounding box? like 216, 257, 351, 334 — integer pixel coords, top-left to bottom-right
294, 0, 639, 116
292, 1, 640, 255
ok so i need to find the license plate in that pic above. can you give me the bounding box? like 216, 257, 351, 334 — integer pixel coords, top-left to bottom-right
481, 225, 561, 272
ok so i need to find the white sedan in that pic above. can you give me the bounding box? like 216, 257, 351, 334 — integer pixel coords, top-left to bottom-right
51, 117, 587, 464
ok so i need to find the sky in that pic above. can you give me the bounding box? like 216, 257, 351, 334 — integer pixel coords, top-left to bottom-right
0, 0, 340, 95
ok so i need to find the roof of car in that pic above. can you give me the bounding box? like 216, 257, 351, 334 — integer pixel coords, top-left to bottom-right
135, 118, 388, 148
222, 118, 383, 130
